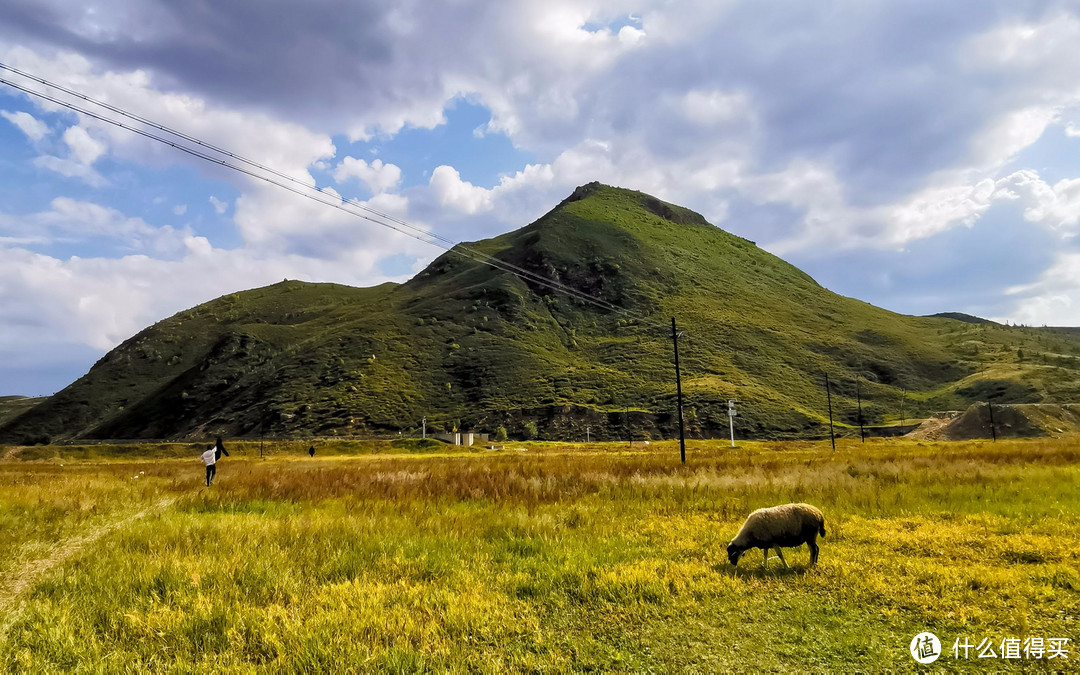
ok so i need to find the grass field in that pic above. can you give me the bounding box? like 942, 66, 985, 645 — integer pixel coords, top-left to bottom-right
1, 437, 1078, 672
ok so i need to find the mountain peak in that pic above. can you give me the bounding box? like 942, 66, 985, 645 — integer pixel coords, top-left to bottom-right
553, 182, 711, 228
4, 185, 1078, 443
557, 181, 605, 208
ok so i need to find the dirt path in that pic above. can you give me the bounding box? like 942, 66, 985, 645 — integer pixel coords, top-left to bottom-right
0, 496, 176, 639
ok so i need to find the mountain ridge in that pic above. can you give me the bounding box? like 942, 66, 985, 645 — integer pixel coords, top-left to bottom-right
3, 183, 1079, 443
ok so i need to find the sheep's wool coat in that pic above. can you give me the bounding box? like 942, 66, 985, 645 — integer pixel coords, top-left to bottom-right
731, 503, 824, 549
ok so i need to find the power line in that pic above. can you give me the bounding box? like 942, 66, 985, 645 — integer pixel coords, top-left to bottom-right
0, 60, 625, 316
0, 69, 664, 327
0, 68, 639, 319
0, 66, 754, 460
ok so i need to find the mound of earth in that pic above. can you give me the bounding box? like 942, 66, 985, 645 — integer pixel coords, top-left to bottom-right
906, 411, 963, 441
909, 403, 1080, 440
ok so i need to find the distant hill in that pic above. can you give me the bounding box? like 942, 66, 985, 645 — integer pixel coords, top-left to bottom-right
3, 182, 1080, 443
0, 396, 47, 427
926, 312, 997, 325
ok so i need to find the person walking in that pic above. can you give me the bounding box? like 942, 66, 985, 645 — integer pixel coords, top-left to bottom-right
308, 445, 315, 457
214, 436, 230, 460
201, 445, 216, 486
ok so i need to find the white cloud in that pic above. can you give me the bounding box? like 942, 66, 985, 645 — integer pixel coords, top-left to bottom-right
681, 90, 750, 126
763, 166, 1080, 255
1006, 252, 1080, 326
62, 125, 106, 164
0, 191, 429, 359
0, 48, 400, 264
429, 166, 494, 215
963, 12, 1080, 75
2, 47, 335, 185
969, 106, 1059, 170
880, 179, 997, 245
31, 124, 109, 186
993, 170, 1080, 236
1, 109, 49, 141
344, 2, 652, 143
333, 157, 402, 194
0, 243, 415, 352
617, 25, 646, 46
0, 197, 191, 256
231, 178, 430, 265
172, 204, 187, 216
32, 155, 108, 187
0, 48, 440, 315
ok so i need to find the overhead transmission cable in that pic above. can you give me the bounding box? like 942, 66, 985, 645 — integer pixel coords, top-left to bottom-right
0, 66, 638, 321
0, 65, 666, 329
0, 63, 487, 257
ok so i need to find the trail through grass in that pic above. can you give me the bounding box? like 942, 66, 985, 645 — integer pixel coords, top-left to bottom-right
0, 495, 176, 638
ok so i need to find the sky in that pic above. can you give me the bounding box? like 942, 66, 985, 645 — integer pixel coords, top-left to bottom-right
2, 1, 1080, 396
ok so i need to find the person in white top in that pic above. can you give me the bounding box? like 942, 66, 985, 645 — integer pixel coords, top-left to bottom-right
201, 445, 216, 486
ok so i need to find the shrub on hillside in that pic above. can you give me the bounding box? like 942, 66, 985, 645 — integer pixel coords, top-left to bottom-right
523, 421, 538, 440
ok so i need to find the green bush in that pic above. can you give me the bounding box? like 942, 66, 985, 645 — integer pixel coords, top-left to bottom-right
523, 421, 538, 440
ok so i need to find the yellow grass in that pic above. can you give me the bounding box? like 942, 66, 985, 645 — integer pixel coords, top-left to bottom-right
1, 437, 1077, 671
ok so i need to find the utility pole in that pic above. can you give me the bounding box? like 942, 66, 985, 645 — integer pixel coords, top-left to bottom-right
727, 399, 737, 448
259, 412, 265, 460
672, 317, 687, 464
422, 416, 426, 439
586, 425, 590, 443
987, 401, 996, 442
626, 405, 631, 448
856, 378, 865, 443
900, 388, 906, 430
825, 373, 836, 451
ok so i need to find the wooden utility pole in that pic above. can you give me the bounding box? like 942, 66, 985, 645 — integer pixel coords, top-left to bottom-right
825, 373, 836, 451
856, 378, 865, 443
987, 400, 997, 442
900, 389, 906, 430
672, 317, 687, 464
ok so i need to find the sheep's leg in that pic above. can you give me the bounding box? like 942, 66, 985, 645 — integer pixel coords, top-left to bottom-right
809, 540, 819, 565
775, 547, 789, 568
761, 548, 769, 569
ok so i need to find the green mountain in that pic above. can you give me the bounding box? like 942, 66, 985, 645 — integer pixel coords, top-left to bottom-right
3, 182, 1080, 443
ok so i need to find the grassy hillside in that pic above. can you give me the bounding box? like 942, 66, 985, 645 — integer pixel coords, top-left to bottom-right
3, 182, 1079, 442
0, 397, 46, 427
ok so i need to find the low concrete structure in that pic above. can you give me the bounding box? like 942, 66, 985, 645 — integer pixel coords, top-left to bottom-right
432, 432, 490, 446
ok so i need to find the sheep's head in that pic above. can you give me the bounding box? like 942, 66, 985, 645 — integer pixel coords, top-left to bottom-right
727, 542, 744, 566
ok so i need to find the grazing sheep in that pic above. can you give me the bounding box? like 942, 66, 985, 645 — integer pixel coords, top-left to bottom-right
727, 503, 826, 568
